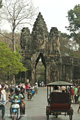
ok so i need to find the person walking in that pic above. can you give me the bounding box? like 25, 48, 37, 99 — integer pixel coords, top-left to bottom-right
70, 86, 75, 103
25, 83, 29, 93
77, 87, 80, 113
0, 84, 7, 120
5, 83, 8, 93
34, 82, 38, 94
74, 85, 78, 103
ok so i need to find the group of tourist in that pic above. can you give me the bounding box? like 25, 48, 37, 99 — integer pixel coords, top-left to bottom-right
0, 81, 80, 119
0, 82, 38, 120
70, 84, 80, 112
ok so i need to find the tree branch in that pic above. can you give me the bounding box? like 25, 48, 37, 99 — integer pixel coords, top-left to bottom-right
0, 32, 12, 40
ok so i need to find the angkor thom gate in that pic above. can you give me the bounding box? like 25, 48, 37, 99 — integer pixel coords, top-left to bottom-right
17, 12, 80, 85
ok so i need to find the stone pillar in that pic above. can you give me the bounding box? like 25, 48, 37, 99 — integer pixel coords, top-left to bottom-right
59, 65, 62, 80
46, 63, 50, 84
62, 65, 65, 81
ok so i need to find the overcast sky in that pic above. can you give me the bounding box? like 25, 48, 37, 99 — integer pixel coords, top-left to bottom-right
1, 0, 80, 34
33, 0, 80, 33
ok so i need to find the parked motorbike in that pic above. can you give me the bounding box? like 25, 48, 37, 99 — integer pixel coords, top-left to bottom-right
11, 96, 21, 120
27, 89, 32, 100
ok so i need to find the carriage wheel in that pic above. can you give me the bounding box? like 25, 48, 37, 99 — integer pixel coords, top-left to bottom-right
47, 114, 49, 120
56, 114, 58, 118
69, 115, 72, 120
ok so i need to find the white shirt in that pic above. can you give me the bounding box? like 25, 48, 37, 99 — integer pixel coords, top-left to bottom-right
0, 91, 7, 105
0, 84, 2, 88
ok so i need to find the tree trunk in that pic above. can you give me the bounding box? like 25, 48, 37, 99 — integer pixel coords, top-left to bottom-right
12, 28, 16, 52
12, 23, 16, 83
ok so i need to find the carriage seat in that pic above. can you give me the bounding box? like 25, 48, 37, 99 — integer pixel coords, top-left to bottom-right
50, 92, 70, 110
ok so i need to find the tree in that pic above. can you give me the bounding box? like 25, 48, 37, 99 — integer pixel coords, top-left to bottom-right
0, 0, 37, 51
0, 0, 2, 8
0, 32, 21, 49
59, 31, 79, 57
66, 4, 80, 46
0, 41, 27, 80
67, 4, 80, 33
66, 4, 80, 58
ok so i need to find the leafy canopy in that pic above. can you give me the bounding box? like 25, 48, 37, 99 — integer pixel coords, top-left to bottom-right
66, 4, 80, 53
0, 41, 27, 75
67, 4, 80, 33
0, 0, 2, 8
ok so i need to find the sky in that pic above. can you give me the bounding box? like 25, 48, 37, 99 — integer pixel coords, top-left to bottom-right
1, 0, 80, 34
32, 0, 80, 33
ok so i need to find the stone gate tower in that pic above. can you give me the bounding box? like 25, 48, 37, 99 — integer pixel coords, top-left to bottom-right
20, 12, 61, 84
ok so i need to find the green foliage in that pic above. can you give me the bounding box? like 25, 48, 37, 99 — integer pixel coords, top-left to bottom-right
59, 31, 79, 57
36, 74, 45, 82
36, 61, 45, 82
65, 4, 80, 57
68, 49, 80, 58
36, 62, 45, 74
71, 32, 80, 45
67, 4, 80, 48
67, 4, 80, 33
0, 41, 27, 76
0, 0, 2, 8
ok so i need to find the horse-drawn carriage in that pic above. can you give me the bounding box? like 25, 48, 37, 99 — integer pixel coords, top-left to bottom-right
46, 81, 73, 120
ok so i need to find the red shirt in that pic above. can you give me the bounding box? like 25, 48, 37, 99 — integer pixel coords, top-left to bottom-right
70, 88, 75, 95
25, 85, 29, 89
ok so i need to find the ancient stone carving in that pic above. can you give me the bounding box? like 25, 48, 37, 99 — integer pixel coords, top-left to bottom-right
20, 12, 80, 84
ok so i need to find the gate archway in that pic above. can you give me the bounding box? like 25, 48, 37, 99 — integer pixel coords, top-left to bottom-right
35, 53, 46, 86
